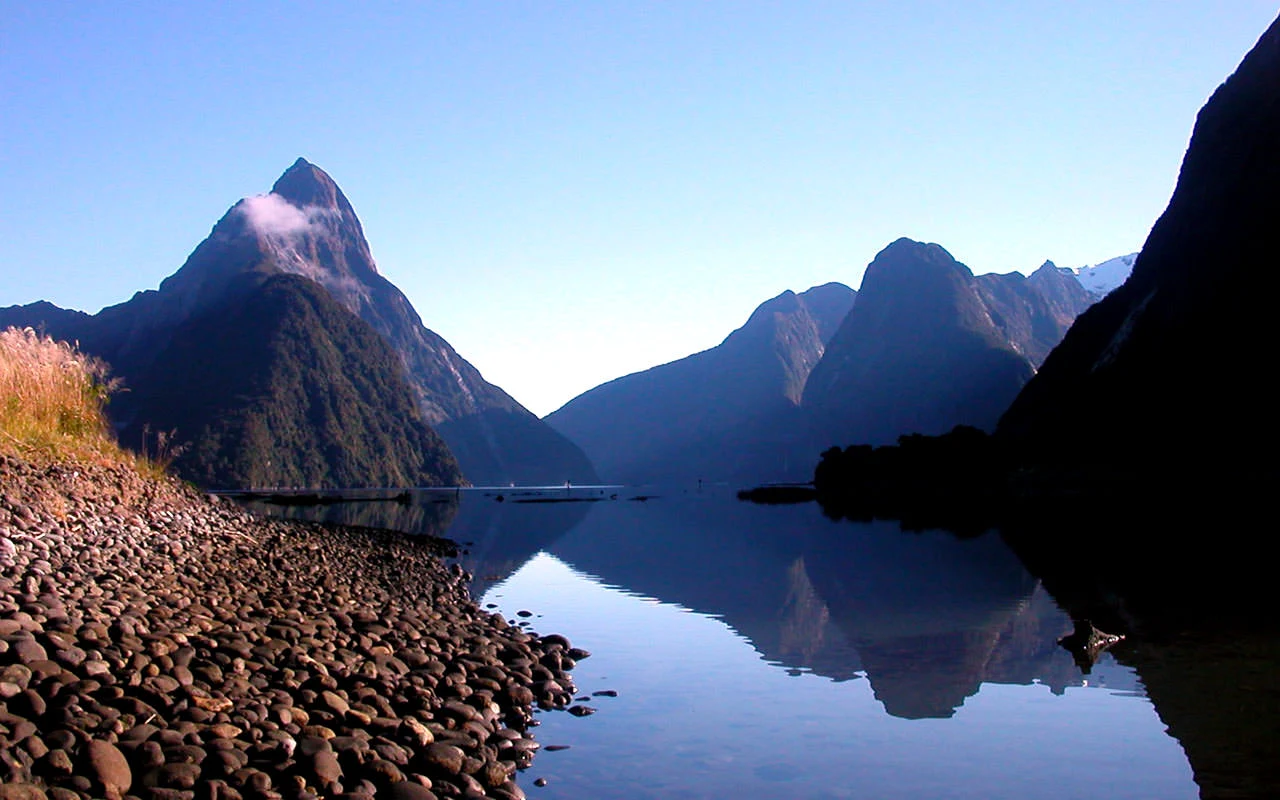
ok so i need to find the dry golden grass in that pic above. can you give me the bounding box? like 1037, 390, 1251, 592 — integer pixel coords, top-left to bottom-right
0, 326, 126, 464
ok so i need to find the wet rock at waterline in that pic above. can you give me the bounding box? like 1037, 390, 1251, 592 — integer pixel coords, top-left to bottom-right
0, 452, 588, 799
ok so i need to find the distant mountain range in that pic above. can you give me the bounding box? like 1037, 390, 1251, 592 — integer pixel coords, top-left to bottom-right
546, 283, 855, 484
1, 159, 597, 488
549, 239, 1115, 485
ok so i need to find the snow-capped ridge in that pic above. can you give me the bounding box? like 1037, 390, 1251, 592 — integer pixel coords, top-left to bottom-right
1071, 253, 1138, 300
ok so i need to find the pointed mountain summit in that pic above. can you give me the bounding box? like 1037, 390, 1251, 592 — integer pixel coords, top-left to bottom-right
546, 282, 855, 484
2, 159, 597, 486
206, 160, 596, 485
803, 238, 1037, 446
272, 157, 353, 211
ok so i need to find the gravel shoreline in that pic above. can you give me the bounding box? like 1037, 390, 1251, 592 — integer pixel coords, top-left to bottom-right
0, 453, 587, 800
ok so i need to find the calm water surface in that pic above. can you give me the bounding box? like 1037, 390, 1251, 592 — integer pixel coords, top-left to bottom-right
253, 488, 1201, 799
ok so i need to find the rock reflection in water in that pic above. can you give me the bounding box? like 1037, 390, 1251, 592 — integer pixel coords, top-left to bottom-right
245, 487, 594, 597
243, 491, 459, 538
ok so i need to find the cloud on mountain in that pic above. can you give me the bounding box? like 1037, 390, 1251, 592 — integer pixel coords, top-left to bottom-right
237, 193, 324, 238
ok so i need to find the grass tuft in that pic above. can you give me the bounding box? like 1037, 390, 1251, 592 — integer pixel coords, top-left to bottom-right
0, 326, 126, 464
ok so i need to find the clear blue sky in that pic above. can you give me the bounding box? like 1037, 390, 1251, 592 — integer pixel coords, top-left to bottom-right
3, 2, 1276, 415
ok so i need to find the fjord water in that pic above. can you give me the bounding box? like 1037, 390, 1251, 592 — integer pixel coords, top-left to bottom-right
254, 490, 1198, 799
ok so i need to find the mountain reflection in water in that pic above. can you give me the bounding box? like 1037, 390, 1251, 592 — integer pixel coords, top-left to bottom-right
544, 497, 1093, 721
251, 487, 1238, 798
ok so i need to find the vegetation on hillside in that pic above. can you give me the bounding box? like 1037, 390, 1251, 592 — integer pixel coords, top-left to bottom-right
120, 273, 465, 490
0, 326, 123, 463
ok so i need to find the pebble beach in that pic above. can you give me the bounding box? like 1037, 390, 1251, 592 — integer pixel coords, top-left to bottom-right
0, 453, 587, 800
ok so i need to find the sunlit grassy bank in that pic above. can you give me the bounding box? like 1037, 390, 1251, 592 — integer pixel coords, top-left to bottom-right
0, 326, 124, 464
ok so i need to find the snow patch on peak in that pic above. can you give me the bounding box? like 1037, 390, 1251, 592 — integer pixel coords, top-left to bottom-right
1071, 253, 1138, 299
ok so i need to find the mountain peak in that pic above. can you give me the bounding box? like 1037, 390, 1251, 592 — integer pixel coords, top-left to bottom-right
270, 158, 350, 211
753, 289, 801, 315
797, 282, 857, 344
802, 237, 1038, 444
864, 238, 975, 294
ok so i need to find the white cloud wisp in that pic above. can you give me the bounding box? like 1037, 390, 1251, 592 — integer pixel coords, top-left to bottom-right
237, 193, 327, 238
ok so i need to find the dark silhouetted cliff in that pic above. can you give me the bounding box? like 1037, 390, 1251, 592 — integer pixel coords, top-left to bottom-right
999, 17, 1280, 467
